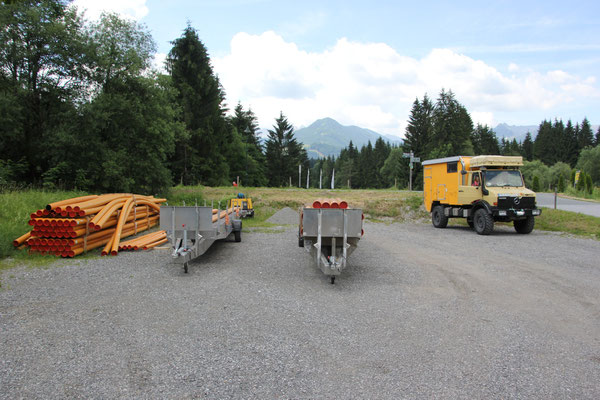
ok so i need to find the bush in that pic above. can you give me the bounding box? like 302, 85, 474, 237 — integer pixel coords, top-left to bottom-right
585, 174, 593, 195
532, 175, 540, 192
558, 175, 565, 192
521, 160, 550, 190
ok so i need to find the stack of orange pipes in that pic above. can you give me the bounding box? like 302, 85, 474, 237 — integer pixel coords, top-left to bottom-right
309, 198, 349, 209
12, 193, 166, 258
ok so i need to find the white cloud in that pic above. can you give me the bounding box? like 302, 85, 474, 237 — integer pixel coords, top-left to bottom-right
71, 0, 149, 21
213, 31, 599, 137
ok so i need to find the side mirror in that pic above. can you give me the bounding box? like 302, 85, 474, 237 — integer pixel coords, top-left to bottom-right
461, 170, 467, 175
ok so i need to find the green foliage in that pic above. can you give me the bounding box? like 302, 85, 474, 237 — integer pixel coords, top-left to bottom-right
431, 89, 474, 156
549, 162, 572, 189
265, 112, 308, 187
577, 145, 600, 185
585, 174, 593, 195
167, 25, 229, 186
536, 208, 600, 240
380, 148, 409, 188
471, 124, 500, 155
532, 175, 540, 192
521, 160, 550, 190
558, 176, 565, 192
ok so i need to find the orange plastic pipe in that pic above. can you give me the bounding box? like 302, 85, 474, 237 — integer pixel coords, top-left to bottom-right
143, 238, 168, 250
46, 195, 99, 211
13, 231, 31, 247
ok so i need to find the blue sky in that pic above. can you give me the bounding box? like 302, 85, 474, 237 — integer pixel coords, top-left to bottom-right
73, 0, 600, 137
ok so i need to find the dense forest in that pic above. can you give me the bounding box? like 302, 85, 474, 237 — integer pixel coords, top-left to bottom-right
1, 1, 599, 194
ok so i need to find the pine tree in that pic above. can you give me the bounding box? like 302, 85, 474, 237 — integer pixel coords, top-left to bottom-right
471, 124, 500, 155
230, 103, 267, 186
578, 117, 594, 150
522, 132, 534, 161
264, 112, 307, 187
562, 120, 579, 167
167, 25, 228, 185
431, 89, 474, 156
595, 126, 600, 147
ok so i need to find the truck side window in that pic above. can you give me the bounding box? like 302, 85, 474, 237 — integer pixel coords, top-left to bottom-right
472, 173, 481, 187
447, 162, 457, 173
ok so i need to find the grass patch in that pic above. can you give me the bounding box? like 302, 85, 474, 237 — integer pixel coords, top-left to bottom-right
536, 208, 600, 239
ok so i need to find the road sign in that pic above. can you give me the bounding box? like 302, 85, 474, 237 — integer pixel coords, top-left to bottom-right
402, 153, 412, 158
411, 157, 420, 163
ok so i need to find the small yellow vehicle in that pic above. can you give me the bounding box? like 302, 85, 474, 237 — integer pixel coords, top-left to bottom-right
422, 155, 541, 235
230, 193, 254, 218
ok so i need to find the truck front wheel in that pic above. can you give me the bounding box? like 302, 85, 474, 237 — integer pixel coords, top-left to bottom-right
432, 205, 448, 228
473, 209, 494, 235
514, 216, 535, 234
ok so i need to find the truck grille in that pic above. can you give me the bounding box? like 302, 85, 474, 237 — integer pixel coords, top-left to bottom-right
497, 195, 535, 209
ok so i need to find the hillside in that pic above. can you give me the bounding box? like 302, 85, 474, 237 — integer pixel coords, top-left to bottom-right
294, 118, 401, 158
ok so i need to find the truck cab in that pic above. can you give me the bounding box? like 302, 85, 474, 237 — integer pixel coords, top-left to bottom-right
422, 155, 541, 235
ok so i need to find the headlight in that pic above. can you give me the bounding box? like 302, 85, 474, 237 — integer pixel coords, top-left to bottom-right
498, 210, 507, 216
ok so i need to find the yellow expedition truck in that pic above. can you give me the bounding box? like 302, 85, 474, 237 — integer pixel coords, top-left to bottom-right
422, 155, 541, 235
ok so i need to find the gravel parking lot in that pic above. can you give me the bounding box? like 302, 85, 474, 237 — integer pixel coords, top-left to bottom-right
1, 218, 600, 399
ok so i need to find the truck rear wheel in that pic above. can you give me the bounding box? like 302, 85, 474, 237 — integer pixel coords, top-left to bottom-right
514, 216, 535, 234
473, 208, 494, 235
432, 205, 448, 228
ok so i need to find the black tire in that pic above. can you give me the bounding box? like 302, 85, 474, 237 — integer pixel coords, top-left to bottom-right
298, 227, 304, 247
234, 229, 241, 242
473, 208, 494, 235
514, 216, 535, 234
432, 205, 448, 228
330, 276, 335, 285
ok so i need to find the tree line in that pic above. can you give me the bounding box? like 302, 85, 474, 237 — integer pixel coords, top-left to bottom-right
1, 1, 599, 194
0, 0, 307, 193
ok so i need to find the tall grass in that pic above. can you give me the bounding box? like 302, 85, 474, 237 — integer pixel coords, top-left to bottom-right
563, 186, 600, 201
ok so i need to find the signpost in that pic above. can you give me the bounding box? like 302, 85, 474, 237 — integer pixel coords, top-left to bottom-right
402, 152, 420, 191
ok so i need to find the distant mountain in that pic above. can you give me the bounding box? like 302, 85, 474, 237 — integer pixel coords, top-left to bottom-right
294, 117, 402, 158
493, 123, 538, 142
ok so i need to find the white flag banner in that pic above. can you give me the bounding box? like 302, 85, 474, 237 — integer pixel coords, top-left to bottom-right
306, 169, 310, 189
331, 168, 335, 189
298, 164, 301, 187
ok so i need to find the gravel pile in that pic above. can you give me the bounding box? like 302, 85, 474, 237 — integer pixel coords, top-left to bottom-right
1, 222, 600, 398
265, 206, 299, 225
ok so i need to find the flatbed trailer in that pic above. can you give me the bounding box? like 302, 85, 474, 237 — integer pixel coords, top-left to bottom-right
160, 203, 242, 273
299, 207, 363, 284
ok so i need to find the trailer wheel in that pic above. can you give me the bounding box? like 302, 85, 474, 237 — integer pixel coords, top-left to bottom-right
298, 235, 304, 247
432, 205, 448, 228
473, 208, 494, 235
183, 262, 188, 274
514, 216, 534, 234
234, 229, 241, 242
330, 276, 335, 284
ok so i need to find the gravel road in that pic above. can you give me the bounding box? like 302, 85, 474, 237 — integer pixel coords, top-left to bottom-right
1, 220, 600, 399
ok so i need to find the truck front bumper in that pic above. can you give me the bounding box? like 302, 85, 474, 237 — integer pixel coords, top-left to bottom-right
491, 208, 542, 219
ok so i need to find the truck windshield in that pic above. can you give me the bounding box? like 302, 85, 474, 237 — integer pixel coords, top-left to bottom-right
483, 170, 523, 187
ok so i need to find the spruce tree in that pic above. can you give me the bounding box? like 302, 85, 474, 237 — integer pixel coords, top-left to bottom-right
522, 132, 534, 161
167, 25, 228, 185
432, 89, 474, 156
578, 118, 594, 150
264, 112, 307, 187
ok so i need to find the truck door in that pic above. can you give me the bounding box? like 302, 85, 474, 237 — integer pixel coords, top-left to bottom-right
458, 172, 481, 205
